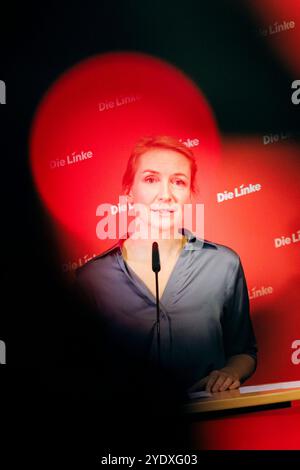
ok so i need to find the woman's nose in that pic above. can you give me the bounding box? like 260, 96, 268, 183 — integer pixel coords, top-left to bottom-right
158, 180, 173, 200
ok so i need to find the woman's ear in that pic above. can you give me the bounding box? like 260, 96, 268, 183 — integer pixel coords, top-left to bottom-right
127, 191, 133, 203
190, 187, 200, 203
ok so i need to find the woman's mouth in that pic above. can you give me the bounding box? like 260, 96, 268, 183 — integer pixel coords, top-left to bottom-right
151, 208, 176, 216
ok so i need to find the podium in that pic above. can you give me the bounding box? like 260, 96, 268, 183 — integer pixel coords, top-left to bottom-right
185, 381, 300, 450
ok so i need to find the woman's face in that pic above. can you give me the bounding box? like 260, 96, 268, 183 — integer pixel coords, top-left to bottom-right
128, 149, 192, 237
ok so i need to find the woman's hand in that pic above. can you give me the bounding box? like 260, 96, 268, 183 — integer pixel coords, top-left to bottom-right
189, 366, 241, 394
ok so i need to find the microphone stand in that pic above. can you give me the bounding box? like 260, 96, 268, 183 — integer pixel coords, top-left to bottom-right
152, 242, 161, 367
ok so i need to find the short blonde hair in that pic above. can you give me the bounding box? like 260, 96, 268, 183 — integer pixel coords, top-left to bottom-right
122, 135, 198, 195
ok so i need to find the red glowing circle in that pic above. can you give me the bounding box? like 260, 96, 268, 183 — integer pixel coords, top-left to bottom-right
30, 52, 220, 248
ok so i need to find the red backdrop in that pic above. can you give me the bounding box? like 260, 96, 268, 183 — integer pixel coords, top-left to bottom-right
30, 50, 299, 390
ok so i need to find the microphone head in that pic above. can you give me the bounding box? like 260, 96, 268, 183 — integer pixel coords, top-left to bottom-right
152, 242, 161, 273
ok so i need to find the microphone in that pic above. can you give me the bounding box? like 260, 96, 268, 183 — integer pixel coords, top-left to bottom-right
152, 242, 161, 273
152, 242, 161, 366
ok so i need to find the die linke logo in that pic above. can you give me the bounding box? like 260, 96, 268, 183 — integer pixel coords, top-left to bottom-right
263, 131, 292, 145
0, 80, 6, 104
179, 137, 200, 149
62, 253, 97, 273
249, 285, 273, 300
99, 94, 141, 112
0, 339, 6, 364
49, 150, 93, 169
258, 19, 295, 37
274, 229, 300, 248
291, 340, 300, 365
217, 183, 262, 203
291, 80, 300, 105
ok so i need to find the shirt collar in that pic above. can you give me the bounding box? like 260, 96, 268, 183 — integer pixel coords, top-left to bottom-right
117, 228, 216, 252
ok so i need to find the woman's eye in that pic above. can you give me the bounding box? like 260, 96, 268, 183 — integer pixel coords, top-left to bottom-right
172, 179, 186, 186
144, 177, 157, 183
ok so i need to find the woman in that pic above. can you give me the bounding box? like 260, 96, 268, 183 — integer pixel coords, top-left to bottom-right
76, 135, 257, 395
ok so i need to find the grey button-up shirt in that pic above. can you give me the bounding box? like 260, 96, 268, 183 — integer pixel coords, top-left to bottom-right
76, 229, 257, 389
